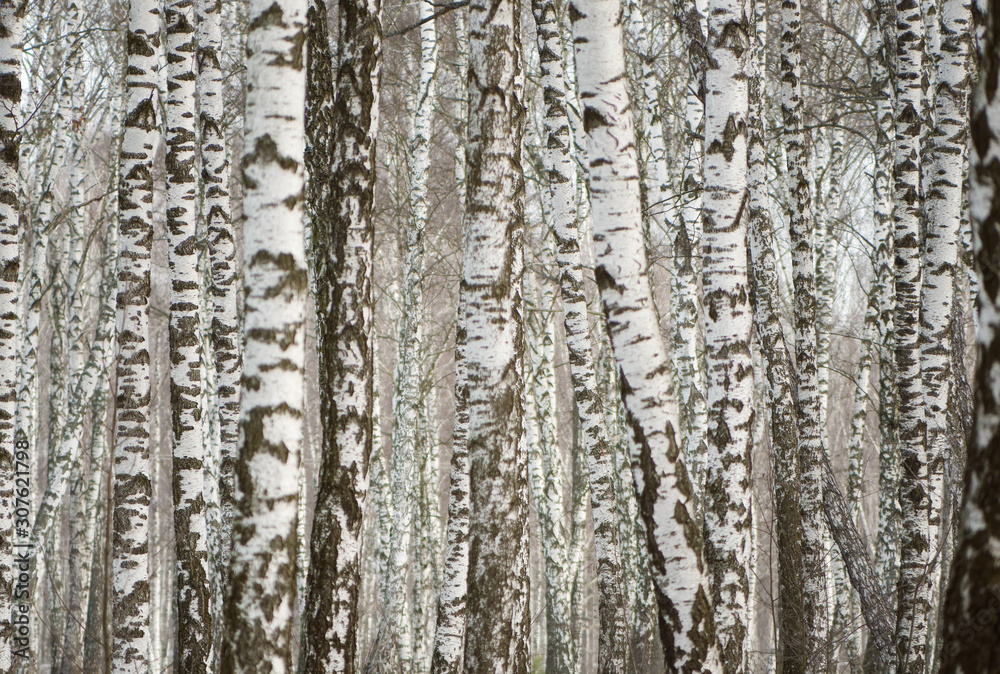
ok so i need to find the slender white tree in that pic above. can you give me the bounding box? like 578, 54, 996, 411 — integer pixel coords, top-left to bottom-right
460, 0, 530, 665
568, 0, 721, 668
219, 0, 307, 671
699, 0, 754, 668
0, 0, 21, 667
110, 0, 161, 667
300, 0, 381, 666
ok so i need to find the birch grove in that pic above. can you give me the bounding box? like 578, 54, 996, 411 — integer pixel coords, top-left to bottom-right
1, 0, 990, 671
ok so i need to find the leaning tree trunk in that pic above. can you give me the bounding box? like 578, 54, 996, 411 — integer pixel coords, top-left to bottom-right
460, 0, 530, 666
165, 0, 213, 667
0, 0, 21, 669
700, 0, 754, 669
779, 0, 829, 662
219, 0, 308, 671
568, 0, 721, 669
300, 0, 381, 668
110, 0, 161, 667
527, 0, 631, 667
891, 0, 930, 667
938, 2, 1000, 669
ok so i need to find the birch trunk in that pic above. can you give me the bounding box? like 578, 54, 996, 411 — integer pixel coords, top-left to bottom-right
921, 0, 971, 653
527, 0, 631, 666
461, 0, 530, 664
219, 0, 307, 670
779, 0, 830, 661
0, 0, 21, 668
525, 270, 575, 674
891, 0, 931, 665
568, 0, 721, 668
386, 4, 436, 663
700, 0, 754, 667
301, 0, 380, 667
869, 1, 901, 633
746, 1, 807, 668
164, 0, 213, 666
110, 0, 161, 666
198, 0, 240, 598
430, 300, 469, 674
937, 2, 1000, 669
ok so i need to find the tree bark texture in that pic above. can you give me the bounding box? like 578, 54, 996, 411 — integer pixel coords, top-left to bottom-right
219, 0, 308, 670
568, 0, 722, 669
301, 0, 381, 668
460, 0, 530, 666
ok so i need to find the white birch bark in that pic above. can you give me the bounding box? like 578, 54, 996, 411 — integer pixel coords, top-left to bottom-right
198, 0, 240, 597
920, 0, 971, 655
568, 0, 721, 668
700, 0, 754, 667
525, 269, 575, 674
386, 5, 436, 663
0, 0, 21, 667
300, 0, 381, 667
746, 1, 807, 669
891, 0, 931, 665
527, 0, 631, 666
110, 0, 161, 666
430, 299, 469, 674
938, 3, 1000, 667
460, 0, 530, 664
780, 0, 830, 661
165, 0, 213, 665
219, 0, 307, 670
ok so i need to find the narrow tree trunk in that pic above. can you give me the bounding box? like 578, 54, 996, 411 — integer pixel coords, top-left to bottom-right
746, 1, 807, 668
920, 0, 971, 659
110, 0, 161, 667
779, 0, 830, 662
525, 270, 575, 674
430, 301, 469, 674
0, 0, 22, 669
460, 0, 529, 665
219, 0, 308, 670
937, 3, 1000, 669
198, 0, 240, 601
700, 0, 754, 667
891, 0, 930, 665
300, 0, 381, 667
386, 4, 436, 662
568, 0, 721, 668
164, 0, 213, 665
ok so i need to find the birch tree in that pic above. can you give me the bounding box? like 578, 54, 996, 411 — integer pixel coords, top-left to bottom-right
746, 1, 807, 669
891, 0, 931, 666
700, 0, 754, 667
921, 0, 971, 636
301, 0, 381, 666
111, 0, 161, 666
165, 0, 213, 666
460, 0, 530, 664
568, 0, 721, 668
779, 0, 829, 660
198, 0, 240, 596
527, 0, 631, 667
219, 0, 307, 670
0, 0, 20, 667
938, 3, 1000, 668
